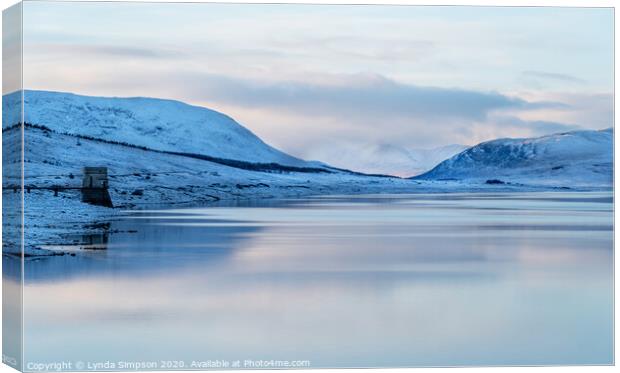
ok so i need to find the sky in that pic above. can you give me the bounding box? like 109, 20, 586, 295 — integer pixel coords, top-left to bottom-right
17, 1, 615, 161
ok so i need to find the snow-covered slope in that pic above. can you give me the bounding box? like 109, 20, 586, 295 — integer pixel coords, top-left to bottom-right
307, 142, 468, 177
3, 124, 420, 255
415, 128, 613, 187
2, 90, 309, 167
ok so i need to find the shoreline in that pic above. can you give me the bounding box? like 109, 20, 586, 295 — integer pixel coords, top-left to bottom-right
3, 185, 612, 259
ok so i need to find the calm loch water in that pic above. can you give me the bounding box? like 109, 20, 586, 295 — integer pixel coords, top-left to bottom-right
15, 192, 614, 368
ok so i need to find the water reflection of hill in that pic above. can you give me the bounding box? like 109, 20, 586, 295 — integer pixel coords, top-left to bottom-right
15, 215, 262, 283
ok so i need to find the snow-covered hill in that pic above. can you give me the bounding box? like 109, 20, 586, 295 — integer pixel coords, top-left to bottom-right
2, 90, 309, 167
415, 128, 613, 188
307, 142, 468, 177
3, 124, 420, 255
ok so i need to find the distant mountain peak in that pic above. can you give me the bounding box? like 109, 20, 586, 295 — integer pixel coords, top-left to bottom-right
303, 142, 468, 177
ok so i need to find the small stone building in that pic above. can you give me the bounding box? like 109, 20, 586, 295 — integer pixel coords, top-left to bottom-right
82, 167, 109, 189
82, 167, 113, 207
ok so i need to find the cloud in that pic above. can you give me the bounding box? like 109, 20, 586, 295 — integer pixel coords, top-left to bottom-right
268, 35, 437, 61
489, 115, 582, 134
518, 71, 588, 90
29, 43, 184, 60
181, 72, 564, 123
501, 92, 613, 130
522, 71, 586, 84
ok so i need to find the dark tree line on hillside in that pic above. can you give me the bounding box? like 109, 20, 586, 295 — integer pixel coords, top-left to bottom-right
8, 122, 335, 175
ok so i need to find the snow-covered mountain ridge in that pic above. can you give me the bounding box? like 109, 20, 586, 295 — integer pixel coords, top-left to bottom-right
2, 88, 613, 256
415, 128, 613, 187
2, 90, 309, 167
2, 90, 613, 190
